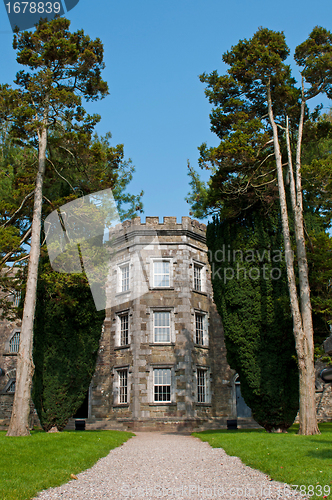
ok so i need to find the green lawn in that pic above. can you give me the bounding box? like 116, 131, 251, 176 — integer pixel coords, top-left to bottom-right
193, 423, 332, 499
0, 429, 134, 500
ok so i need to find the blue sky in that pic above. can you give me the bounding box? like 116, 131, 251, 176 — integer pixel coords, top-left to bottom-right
1, 0, 332, 224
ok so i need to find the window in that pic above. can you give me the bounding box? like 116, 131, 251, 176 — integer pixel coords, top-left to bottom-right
154, 312, 170, 343
118, 370, 128, 404
194, 313, 208, 346
10, 291, 21, 307
9, 331, 20, 353
197, 369, 207, 403
153, 261, 170, 287
6, 380, 16, 393
120, 313, 129, 346
195, 314, 204, 345
149, 308, 174, 344
115, 310, 130, 347
194, 264, 202, 291
154, 368, 171, 402
114, 368, 129, 405
121, 263, 130, 292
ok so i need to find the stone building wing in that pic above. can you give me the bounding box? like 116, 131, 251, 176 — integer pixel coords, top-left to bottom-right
88, 216, 235, 431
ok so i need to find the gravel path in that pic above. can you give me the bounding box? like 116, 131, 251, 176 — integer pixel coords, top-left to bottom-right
34, 432, 307, 500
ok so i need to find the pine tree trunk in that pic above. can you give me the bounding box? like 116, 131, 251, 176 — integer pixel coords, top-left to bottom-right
267, 83, 319, 435
294, 95, 319, 435
298, 344, 319, 434
6, 123, 47, 437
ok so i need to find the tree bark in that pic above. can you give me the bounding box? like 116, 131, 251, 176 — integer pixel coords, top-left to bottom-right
293, 88, 319, 435
267, 82, 319, 435
6, 119, 47, 436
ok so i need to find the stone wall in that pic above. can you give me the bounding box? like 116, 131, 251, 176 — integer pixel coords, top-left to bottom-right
0, 317, 20, 427
0, 316, 40, 429
316, 360, 332, 423
90, 216, 235, 429
316, 385, 332, 422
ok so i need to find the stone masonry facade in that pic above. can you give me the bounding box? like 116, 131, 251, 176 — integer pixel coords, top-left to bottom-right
0, 316, 21, 426
0, 309, 38, 428
89, 216, 235, 431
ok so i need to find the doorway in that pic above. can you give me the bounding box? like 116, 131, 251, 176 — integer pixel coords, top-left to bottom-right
235, 376, 251, 418
74, 388, 89, 418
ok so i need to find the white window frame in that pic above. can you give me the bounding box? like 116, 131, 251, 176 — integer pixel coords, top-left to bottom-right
116, 310, 130, 347
153, 368, 172, 403
196, 367, 210, 404
118, 369, 128, 404
5, 329, 21, 354
118, 261, 130, 293
149, 308, 175, 344
194, 311, 208, 346
150, 258, 173, 288
192, 261, 205, 292
114, 367, 130, 405
153, 311, 170, 343
9, 330, 20, 353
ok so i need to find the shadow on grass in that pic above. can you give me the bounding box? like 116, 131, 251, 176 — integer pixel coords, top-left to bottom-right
194, 428, 266, 436
307, 449, 332, 459
196, 423, 332, 437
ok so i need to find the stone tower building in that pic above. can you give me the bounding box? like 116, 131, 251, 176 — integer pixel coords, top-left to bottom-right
88, 216, 235, 430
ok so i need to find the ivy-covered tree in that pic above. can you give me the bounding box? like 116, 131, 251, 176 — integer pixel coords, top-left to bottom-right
207, 209, 299, 431
31, 251, 105, 432
188, 26, 332, 435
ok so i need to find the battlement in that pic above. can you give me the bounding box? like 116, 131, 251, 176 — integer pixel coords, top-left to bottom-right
111, 216, 206, 236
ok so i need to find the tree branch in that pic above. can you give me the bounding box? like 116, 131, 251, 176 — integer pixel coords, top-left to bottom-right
2, 191, 34, 228
8, 254, 29, 264
59, 145, 76, 159
0, 226, 31, 266
46, 157, 75, 193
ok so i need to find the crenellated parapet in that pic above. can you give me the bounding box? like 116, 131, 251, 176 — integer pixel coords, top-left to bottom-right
109, 216, 207, 246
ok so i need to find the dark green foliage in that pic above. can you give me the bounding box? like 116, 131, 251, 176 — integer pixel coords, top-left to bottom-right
207, 210, 299, 431
32, 253, 105, 431
307, 232, 332, 361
